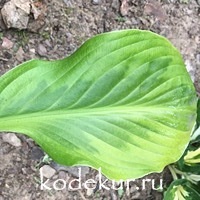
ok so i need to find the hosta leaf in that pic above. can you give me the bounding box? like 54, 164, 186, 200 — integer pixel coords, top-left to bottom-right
164, 179, 200, 200
176, 139, 200, 174
184, 148, 200, 165
0, 29, 197, 180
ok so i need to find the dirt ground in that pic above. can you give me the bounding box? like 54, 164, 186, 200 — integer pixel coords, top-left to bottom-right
0, 0, 200, 199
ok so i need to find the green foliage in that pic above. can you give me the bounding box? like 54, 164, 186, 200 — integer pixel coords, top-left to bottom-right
164, 179, 200, 200
179, 0, 189, 3
0, 29, 197, 181
165, 124, 200, 199
41, 31, 50, 40
0, 32, 3, 40
17, 30, 29, 47
115, 16, 126, 22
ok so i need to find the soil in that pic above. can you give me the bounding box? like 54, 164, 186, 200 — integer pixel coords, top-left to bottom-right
0, 0, 200, 199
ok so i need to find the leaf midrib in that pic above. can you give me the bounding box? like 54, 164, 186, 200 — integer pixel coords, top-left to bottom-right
0, 105, 188, 123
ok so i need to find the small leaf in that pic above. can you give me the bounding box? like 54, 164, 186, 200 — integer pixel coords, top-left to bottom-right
174, 185, 189, 200
164, 179, 200, 200
190, 126, 200, 141
184, 148, 200, 165
0, 29, 197, 180
187, 174, 200, 184
176, 145, 200, 175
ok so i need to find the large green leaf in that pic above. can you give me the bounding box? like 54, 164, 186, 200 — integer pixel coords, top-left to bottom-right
0, 29, 197, 180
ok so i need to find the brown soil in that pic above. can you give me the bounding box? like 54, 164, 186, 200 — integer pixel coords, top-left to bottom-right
0, 0, 200, 199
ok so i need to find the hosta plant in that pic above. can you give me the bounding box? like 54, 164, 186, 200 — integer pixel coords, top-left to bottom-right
0, 29, 198, 198
164, 124, 200, 199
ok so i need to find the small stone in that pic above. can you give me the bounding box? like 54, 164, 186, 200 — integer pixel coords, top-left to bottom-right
144, 0, 167, 21
195, 35, 200, 44
16, 156, 21, 161
2, 133, 22, 147
14, 0, 30, 14
31, 2, 41, 20
120, 0, 129, 16
2, 37, 13, 49
185, 59, 193, 72
15, 46, 24, 62
37, 44, 47, 57
1, 0, 31, 30
40, 165, 56, 179
185, 59, 195, 82
92, 0, 101, 5
197, 54, 200, 64
86, 188, 93, 196
58, 171, 67, 179
44, 40, 52, 48
21, 168, 27, 174
29, 48, 36, 54
63, 0, 73, 7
